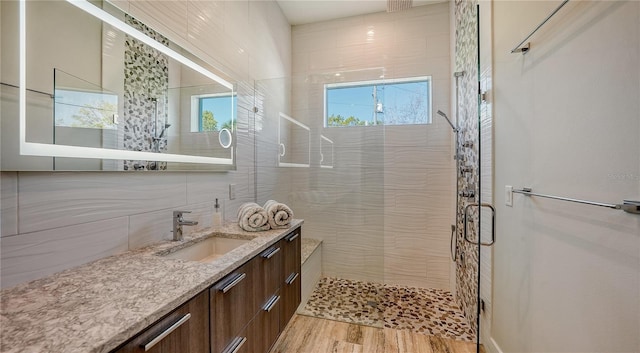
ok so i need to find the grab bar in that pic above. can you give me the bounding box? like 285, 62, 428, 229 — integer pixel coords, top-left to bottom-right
513, 188, 640, 214
511, 0, 570, 54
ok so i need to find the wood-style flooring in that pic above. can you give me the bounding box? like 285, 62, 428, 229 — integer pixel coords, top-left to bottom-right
270, 315, 484, 353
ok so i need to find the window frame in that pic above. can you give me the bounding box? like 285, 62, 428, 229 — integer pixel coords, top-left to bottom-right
323, 76, 433, 128
190, 92, 236, 133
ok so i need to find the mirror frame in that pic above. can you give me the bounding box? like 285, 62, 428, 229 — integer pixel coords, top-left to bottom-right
16, 0, 235, 168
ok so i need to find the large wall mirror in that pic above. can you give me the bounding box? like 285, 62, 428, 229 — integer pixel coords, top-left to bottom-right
0, 0, 236, 171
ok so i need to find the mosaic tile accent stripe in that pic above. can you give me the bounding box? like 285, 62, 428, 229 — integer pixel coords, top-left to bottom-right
123, 15, 169, 171
299, 277, 475, 342
454, 0, 480, 336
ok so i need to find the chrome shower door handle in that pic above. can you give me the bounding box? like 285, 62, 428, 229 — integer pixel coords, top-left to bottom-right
463, 203, 496, 246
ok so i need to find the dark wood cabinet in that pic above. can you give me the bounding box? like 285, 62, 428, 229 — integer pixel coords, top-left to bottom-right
114, 226, 302, 353
112, 290, 209, 353
282, 228, 301, 327
212, 227, 301, 353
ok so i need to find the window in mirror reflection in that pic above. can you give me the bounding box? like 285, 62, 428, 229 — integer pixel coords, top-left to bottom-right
54, 70, 118, 130
193, 94, 236, 132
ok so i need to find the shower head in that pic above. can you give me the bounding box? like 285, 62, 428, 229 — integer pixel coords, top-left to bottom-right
454, 71, 466, 78
436, 110, 458, 133
387, 0, 412, 12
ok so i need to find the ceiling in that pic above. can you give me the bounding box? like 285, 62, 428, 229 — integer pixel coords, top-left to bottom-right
276, 0, 447, 25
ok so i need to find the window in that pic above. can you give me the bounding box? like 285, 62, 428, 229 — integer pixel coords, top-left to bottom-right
324, 76, 432, 127
191, 94, 236, 132
55, 88, 118, 129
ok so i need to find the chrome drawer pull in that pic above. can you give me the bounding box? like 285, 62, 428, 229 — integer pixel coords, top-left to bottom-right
223, 336, 247, 353
285, 272, 299, 285
220, 273, 246, 293
286, 232, 299, 242
142, 313, 191, 351
262, 295, 281, 312
262, 247, 281, 259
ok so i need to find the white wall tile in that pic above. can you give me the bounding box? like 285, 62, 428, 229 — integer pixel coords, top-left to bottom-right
223, 0, 250, 50
426, 33, 451, 58
292, 29, 338, 54
18, 172, 188, 234
128, 201, 213, 250
185, 172, 230, 205
128, 1, 188, 40
384, 247, 428, 277
0, 217, 129, 289
383, 272, 430, 288
1, 172, 18, 237
425, 255, 450, 289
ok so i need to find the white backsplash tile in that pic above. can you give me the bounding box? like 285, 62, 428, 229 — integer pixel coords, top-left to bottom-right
18, 172, 188, 234
128, 202, 214, 250
0, 217, 129, 289
1, 172, 18, 237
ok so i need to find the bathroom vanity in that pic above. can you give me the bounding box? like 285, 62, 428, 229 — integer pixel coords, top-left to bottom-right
0, 221, 302, 353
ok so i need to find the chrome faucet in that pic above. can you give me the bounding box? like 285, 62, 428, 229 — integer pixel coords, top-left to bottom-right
172, 210, 199, 241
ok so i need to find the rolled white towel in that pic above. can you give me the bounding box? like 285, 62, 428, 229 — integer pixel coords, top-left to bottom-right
237, 202, 270, 232
264, 200, 294, 229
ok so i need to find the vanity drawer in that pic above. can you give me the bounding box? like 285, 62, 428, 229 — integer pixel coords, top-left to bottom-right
282, 229, 301, 326
258, 290, 282, 353
112, 290, 209, 353
210, 259, 258, 353
257, 240, 284, 309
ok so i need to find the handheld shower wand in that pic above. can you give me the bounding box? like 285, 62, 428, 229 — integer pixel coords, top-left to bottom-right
158, 123, 171, 139
436, 110, 458, 133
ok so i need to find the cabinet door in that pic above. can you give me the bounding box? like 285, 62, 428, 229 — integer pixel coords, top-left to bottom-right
257, 241, 284, 310
113, 290, 209, 353
281, 228, 301, 328
210, 259, 257, 353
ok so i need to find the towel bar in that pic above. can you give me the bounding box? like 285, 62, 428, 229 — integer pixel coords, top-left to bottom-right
510, 0, 570, 54
513, 188, 640, 214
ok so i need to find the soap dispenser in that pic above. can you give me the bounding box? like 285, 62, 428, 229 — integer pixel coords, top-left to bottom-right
212, 198, 222, 227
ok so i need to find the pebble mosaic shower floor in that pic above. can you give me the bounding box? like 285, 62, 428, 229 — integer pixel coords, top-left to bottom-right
298, 277, 475, 342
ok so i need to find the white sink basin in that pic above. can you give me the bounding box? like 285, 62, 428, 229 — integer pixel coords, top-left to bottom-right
163, 237, 252, 263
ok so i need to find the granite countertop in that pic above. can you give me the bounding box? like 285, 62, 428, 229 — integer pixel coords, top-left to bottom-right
301, 238, 322, 265
0, 220, 303, 353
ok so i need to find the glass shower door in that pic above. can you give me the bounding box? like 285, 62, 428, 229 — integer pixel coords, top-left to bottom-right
454, 1, 494, 352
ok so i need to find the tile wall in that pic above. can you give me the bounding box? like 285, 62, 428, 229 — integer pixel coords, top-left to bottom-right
122, 15, 170, 171
0, 0, 291, 289
286, 2, 455, 289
